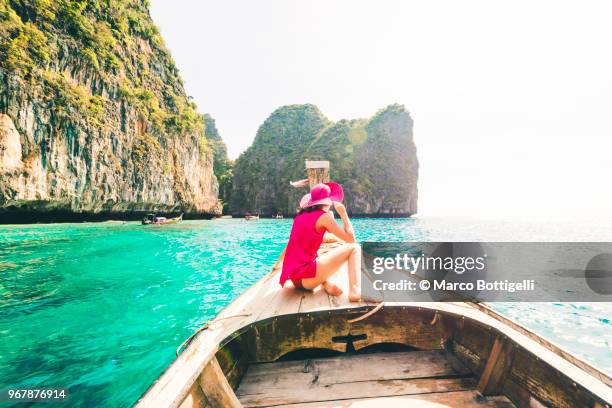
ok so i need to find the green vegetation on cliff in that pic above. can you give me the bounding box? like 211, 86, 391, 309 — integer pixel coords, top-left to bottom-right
230, 104, 418, 216
0, 0, 202, 136
203, 114, 233, 212
0, 0, 224, 217
230, 104, 331, 215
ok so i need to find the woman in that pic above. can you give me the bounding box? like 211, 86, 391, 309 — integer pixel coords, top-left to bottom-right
278, 182, 361, 302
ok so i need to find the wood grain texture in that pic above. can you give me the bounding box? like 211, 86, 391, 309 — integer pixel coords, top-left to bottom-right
239, 351, 470, 392
236, 351, 482, 407
298, 285, 331, 314
198, 357, 241, 408
136, 255, 612, 408
478, 336, 515, 396
257, 390, 516, 408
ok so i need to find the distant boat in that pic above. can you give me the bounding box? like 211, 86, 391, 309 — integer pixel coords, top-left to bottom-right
273, 213, 284, 219
244, 213, 260, 221
142, 213, 183, 225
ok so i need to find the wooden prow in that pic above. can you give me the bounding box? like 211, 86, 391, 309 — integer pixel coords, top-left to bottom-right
306, 160, 330, 187
135, 158, 612, 408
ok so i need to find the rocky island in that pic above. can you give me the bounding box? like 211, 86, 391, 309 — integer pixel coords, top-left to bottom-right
230, 104, 419, 217
0, 1, 418, 222
0, 0, 225, 222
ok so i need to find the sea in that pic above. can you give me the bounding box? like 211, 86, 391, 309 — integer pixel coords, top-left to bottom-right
1, 217, 611, 407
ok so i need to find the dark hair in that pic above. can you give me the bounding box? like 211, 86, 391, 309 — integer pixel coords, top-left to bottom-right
297, 204, 326, 214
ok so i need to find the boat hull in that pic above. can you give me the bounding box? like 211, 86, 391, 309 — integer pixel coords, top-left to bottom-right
136, 243, 612, 408
137, 302, 612, 408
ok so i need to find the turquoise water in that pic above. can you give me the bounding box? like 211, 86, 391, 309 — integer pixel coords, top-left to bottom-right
1, 217, 611, 407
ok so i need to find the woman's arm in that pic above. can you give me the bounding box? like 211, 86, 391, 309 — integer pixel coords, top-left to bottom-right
323, 232, 341, 243
322, 210, 341, 242
333, 202, 355, 242
318, 204, 356, 243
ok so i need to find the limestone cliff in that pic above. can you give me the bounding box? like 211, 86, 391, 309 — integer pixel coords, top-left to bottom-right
0, 0, 222, 222
230, 104, 418, 216
203, 114, 233, 213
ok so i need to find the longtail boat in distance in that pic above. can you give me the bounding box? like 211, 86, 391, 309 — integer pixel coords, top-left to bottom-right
142, 213, 183, 225
244, 213, 260, 221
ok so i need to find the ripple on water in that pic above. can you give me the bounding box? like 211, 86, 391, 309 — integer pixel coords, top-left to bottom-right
1, 217, 611, 407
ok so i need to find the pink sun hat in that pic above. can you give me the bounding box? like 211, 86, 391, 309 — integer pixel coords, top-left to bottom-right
299, 182, 344, 209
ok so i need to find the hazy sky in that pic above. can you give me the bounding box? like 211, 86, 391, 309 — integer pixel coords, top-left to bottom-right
150, 0, 612, 218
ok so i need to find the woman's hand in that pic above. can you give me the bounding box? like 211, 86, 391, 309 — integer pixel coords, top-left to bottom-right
331, 202, 355, 242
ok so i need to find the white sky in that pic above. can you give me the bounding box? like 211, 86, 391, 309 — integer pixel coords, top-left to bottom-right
150, 0, 612, 219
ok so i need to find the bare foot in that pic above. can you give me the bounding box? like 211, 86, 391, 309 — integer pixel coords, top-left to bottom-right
322, 281, 343, 297
348, 286, 361, 302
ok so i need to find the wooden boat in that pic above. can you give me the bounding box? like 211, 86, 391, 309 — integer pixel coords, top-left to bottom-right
142, 213, 183, 225
135, 243, 612, 408
244, 214, 260, 221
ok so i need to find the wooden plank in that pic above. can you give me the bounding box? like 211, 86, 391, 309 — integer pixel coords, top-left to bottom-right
298, 285, 331, 314
237, 351, 470, 396
256, 284, 304, 321
305, 160, 330, 168
502, 377, 547, 408
508, 346, 603, 408
349, 306, 449, 352
198, 357, 241, 408
450, 318, 495, 375
239, 377, 476, 407
215, 336, 249, 390
177, 384, 209, 408
248, 306, 451, 362
475, 303, 612, 388
276, 390, 516, 407
457, 303, 612, 403
477, 336, 514, 395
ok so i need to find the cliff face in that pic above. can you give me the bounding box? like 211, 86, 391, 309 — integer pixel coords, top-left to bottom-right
230, 104, 418, 216
0, 0, 222, 221
230, 104, 331, 216
203, 114, 233, 213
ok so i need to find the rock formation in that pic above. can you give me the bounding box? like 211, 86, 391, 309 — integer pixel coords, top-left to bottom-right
230, 104, 418, 216
0, 0, 222, 222
203, 114, 233, 213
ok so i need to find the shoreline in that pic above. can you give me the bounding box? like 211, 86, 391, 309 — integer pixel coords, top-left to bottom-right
0, 210, 217, 225
0, 211, 415, 225
229, 212, 416, 219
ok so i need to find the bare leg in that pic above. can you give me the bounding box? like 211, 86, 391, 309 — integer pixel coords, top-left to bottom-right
301, 243, 355, 288
301, 243, 361, 302
322, 281, 342, 296
347, 244, 361, 302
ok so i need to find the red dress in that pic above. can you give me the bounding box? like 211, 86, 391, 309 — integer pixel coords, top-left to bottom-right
280, 209, 326, 287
